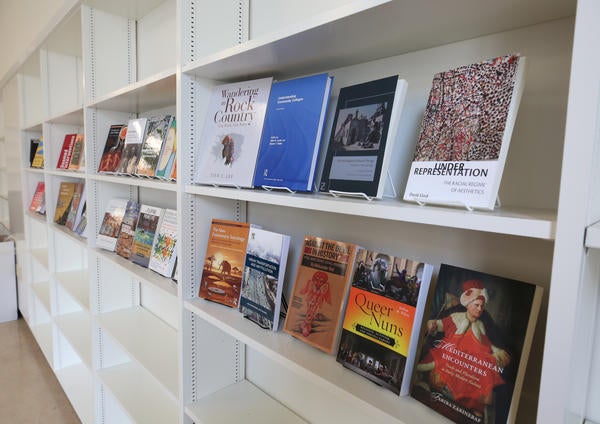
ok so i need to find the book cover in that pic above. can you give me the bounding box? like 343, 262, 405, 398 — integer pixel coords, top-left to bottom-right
336, 249, 433, 395
148, 208, 178, 277
283, 236, 358, 354
170, 156, 177, 180
194, 77, 273, 188
29, 139, 40, 166
136, 115, 173, 177
67, 133, 85, 171
96, 198, 128, 251
28, 182, 45, 214
56, 133, 77, 170
74, 201, 87, 237
65, 183, 85, 231
31, 140, 44, 169
403, 54, 526, 210
98, 124, 127, 173
411, 264, 543, 424
199, 219, 251, 308
131, 204, 164, 268
253, 73, 333, 191
319, 75, 408, 199
115, 200, 141, 259
239, 227, 291, 331
116, 118, 148, 175
155, 117, 177, 179
53, 181, 77, 225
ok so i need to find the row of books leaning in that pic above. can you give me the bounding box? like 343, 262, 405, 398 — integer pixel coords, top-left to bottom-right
197, 218, 543, 424
28, 133, 86, 171
191, 53, 525, 210
29, 181, 88, 237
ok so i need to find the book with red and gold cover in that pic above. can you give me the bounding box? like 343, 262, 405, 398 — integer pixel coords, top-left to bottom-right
198, 219, 250, 308
67, 134, 85, 171
56, 133, 77, 170
283, 236, 358, 354
53, 182, 77, 225
336, 249, 433, 395
29, 182, 45, 214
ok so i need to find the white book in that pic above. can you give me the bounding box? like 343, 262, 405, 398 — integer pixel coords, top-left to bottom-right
116, 117, 148, 175
148, 208, 178, 278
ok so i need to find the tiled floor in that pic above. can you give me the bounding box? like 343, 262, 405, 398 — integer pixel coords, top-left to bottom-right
0, 318, 80, 423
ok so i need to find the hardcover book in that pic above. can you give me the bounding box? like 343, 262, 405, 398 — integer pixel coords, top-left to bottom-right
194, 77, 273, 188
283, 236, 358, 354
53, 182, 77, 225
336, 249, 433, 395
199, 219, 251, 308
74, 201, 87, 237
65, 183, 85, 231
29, 139, 40, 166
318, 75, 408, 199
403, 54, 526, 210
116, 118, 148, 175
56, 133, 77, 170
131, 204, 164, 268
96, 198, 128, 251
98, 124, 127, 173
411, 264, 542, 424
239, 227, 291, 331
253, 73, 333, 191
67, 134, 85, 171
28, 182, 45, 214
115, 200, 140, 259
155, 117, 177, 179
136, 115, 173, 177
148, 208, 178, 277
31, 140, 44, 169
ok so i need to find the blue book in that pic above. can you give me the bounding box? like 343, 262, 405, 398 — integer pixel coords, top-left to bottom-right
253, 73, 333, 191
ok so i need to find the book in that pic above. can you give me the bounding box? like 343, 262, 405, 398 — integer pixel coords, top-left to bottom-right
53, 182, 77, 225
29, 139, 40, 166
253, 73, 333, 191
194, 77, 273, 187
239, 227, 291, 331
65, 183, 85, 231
155, 117, 177, 179
136, 115, 174, 177
336, 249, 433, 395
199, 219, 251, 308
67, 134, 85, 171
318, 75, 408, 199
411, 264, 543, 424
115, 200, 141, 259
131, 204, 164, 268
96, 198, 128, 251
283, 236, 358, 354
31, 140, 44, 169
56, 133, 77, 170
74, 201, 87, 237
116, 118, 148, 175
403, 54, 526, 210
98, 124, 127, 173
28, 182, 45, 214
148, 208, 178, 277
170, 156, 177, 180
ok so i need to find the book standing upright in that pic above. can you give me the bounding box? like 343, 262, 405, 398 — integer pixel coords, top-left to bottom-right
96, 198, 128, 251
155, 118, 177, 179
116, 118, 148, 175
136, 115, 173, 177
115, 200, 141, 259
98, 124, 127, 173
131, 205, 164, 268
148, 208, 178, 278
53, 181, 77, 225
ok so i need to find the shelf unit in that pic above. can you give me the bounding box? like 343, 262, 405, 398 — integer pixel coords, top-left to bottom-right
3, 0, 600, 423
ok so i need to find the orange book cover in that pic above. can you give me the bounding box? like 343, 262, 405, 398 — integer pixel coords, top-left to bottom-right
283, 236, 357, 354
198, 219, 250, 308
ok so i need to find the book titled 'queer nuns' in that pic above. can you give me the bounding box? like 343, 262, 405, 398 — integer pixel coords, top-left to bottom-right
253, 73, 333, 191
403, 54, 526, 210
319, 75, 408, 199
194, 77, 272, 188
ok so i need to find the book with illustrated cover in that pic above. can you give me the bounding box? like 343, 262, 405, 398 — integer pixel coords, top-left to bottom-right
131, 204, 164, 268
67, 134, 85, 171
170, 156, 177, 180
239, 227, 290, 331
403, 54, 526, 210
148, 208, 177, 277
199, 219, 251, 308
65, 182, 85, 231
56, 133, 77, 170
283, 236, 358, 354
53, 182, 77, 225
155, 118, 177, 179
98, 124, 127, 173
411, 264, 542, 424
116, 118, 148, 175
253, 73, 333, 191
74, 201, 87, 237
319, 75, 408, 199
29, 182, 45, 214
194, 77, 273, 188
29, 139, 40, 166
336, 249, 433, 395
136, 115, 173, 177
96, 198, 128, 251
115, 200, 141, 259
31, 140, 44, 169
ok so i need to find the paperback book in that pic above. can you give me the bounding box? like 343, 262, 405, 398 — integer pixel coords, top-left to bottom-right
136, 115, 174, 177
56, 133, 77, 170
96, 198, 128, 251
411, 264, 542, 424
131, 204, 164, 268
336, 249, 433, 395
29, 139, 40, 166
74, 201, 87, 237
65, 183, 85, 231
199, 219, 251, 308
239, 227, 291, 331
67, 134, 85, 171
148, 208, 178, 278
116, 118, 147, 175
253, 73, 333, 191
28, 181, 45, 214
403, 54, 526, 210
155, 117, 177, 179
319, 75, 408, 199
194, 77, 273, 188
53, 181, 77, 225
115, 200, 140, 259
31, 140, 44, 169
98, 124, 127, 173
283, 236, 358, 354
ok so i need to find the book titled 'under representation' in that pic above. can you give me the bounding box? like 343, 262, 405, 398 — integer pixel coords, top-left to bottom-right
253, 73, 333, 191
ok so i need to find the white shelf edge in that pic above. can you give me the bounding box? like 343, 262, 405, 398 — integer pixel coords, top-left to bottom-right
585, 221, 600, 248
55, 311, 93, 369
30, 247, 49, 269
23, 167, 45, 174
50, 222, 88, 247
32, 281, 52, 314
45, 105, 84, 125
55, 363, 94, 424
22, 120, 43, 132
54, 269, 90, 311
30, 322, 54, 367
89, 173, 177, 191
25, 210, 47, 225
185, 185, 556, 240
45, 169, 86, 179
